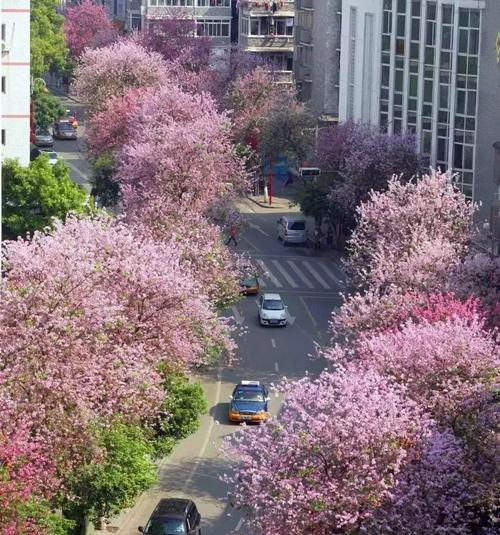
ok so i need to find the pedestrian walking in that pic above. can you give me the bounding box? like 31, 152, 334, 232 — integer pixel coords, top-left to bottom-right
314, 227, 322, 250
326, 226, 333, 249
226, 225, 238, 246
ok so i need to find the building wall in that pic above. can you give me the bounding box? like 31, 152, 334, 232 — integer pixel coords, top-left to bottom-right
474, 0, 500, 222
0, 0, 31, 167
338, 0, 500, 211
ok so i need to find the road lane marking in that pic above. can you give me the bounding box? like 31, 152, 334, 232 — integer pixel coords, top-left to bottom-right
285, 309, 296, 325
247, 220, 269, 236
182, 365, 222, 494
286, 260, 314, 288
317, 261, 344, 287
303, 261, 330, 289
271, 338, 276, 348
235, 518, 244, 531
274, 362, 279, 372
271, 259, 298, 288
257, 259, 283, 288
299, 295, 318, 329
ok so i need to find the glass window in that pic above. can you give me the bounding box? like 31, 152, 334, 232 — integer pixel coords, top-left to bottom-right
384, 0, 392, 9
409, 60, 419, 73
409, 74, 418, 96
463, 146, 473, 169
381, 87, 389, 99
437, 138, 448, 161
426, 3, 436, 20
456, 91, 466, 114
422, 131, 432, 153
438, 110, 449, 123
382, 35, 391, 51
459, 9, 469, 28
441, 26, 452, 50
470, 10, 480, 28
455, 116, 465, 129
408, 98, 417, 111
250, 19, 259, 35
465, 117, 475, 130
440, 51, 451, 70
459, 30, 468, 53
396, 39, 405, 55
468, 30, 479, 54
442, 5, 453, 24
467, 91, 476, 116
383, 11, 392, 33
467, 56, 478, 76
397, 0, 406, 13
393, 119, 402, 134
395, 57, 404, 69
410, 42, 419, 59
382, 52, 391, 65
381, 65, 390, 87
454, 144, 463, 168
411, 18, 420, 41
425, 46, 434, 65
426, 21, 435, 45
422, 118, 432, 130
395, 70, 403, 91
411, 1, 420, 16
424, 80, 433, 102
394, 93, 403, 105
439, 85, 449, 109
457, 55, 467, 74
397, 15, 406, 37
393, 106, 403, 118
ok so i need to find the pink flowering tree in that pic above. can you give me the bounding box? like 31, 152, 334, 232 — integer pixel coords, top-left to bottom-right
135, 16, 212, 72
331, 288, 484, 339
225, 66, 295, 149
73, 40, 170, 114
0, 216, 233, 471
327, 317, 498, 424
64, 0, 118, 58
451, 252, 500, 329
224, 368, 456, 535
346, 170, 475, 291
116, 84, 247, 221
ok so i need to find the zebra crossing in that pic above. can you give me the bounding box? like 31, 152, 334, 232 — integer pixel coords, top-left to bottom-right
255, 257, 345, 292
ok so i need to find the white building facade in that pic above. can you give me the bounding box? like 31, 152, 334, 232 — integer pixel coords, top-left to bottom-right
338, 0, 500, 210
1, 0, 31, 167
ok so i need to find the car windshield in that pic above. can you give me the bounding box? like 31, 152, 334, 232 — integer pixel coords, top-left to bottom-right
263, 299, 284, 310
59, 124, 72, 129
47, 152, 57, 158
234, 389, 264, 402
37, 130, 50, 136
288, 221, 306, 231
145, 518, 186, 535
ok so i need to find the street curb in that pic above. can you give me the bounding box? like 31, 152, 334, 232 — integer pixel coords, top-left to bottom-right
247, 196, 280, 209
47, 84, 81, 104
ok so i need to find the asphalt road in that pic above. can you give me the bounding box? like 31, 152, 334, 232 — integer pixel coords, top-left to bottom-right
110, 207, 345, 535
43, 92, 92, 192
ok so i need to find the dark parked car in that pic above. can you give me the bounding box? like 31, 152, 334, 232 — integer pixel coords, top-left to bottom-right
53, 121, 77, 140
34, 128, 53, 147
139, 498, 201, 535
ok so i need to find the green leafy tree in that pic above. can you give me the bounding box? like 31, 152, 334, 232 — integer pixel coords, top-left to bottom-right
151, 369, 208, 457
31, 0, 68, 77
33, 85, 65, 128
19, 500, 75, 535
89, 153, 121, 207
297, 180, 331, 225
64, 421, 157, 525
2, 157, 87, 239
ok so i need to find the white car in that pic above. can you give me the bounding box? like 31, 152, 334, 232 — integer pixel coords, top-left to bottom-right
42, 150, 58, 165
258, 293, 288, 327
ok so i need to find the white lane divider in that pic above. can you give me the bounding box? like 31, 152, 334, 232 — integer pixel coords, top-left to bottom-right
271, 259, 299, 288
303, 261, 330, 289
257, 259, 283, 288
235, 518, 244, 531
271, 338, 276, 348
286, 260, 314, 289
274, 362, 279, 372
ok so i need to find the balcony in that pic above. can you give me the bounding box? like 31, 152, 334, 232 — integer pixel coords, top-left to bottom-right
273, 70, 293, 84
240, 34, 294, 52
240, 1, 295, 16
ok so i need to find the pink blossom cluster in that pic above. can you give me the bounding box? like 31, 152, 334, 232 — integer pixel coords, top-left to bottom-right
346, 170, 475, 291
226, 169, 498, 534
63, 0, 118, 58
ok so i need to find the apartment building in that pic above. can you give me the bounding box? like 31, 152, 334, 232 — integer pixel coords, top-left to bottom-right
238, 1, 295, 83
0, 0, 31, 167
294, 0, 341, 121
338, 0, 500, 225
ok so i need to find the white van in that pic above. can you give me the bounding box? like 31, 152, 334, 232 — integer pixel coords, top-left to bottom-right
277, 215, 308, 244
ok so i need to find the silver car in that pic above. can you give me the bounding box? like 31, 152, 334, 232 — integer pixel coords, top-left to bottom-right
277, 215, 308, 244
34, 128, 53, 147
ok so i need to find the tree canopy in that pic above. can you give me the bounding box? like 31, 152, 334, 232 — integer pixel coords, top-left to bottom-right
31, 0, 68, 77
1, 157, 87, 239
